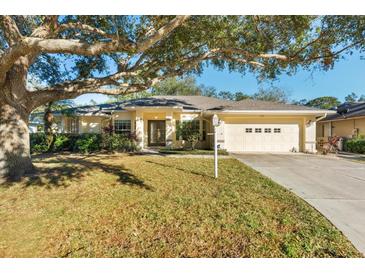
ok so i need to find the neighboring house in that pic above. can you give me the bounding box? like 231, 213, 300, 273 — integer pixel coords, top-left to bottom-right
43, 95, 331, 153
317, 102, 365, 139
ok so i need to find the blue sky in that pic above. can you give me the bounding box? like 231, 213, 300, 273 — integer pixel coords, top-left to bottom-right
74, 51, 365, 105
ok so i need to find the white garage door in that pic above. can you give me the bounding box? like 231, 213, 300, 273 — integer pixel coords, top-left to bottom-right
225, 124, 300, 152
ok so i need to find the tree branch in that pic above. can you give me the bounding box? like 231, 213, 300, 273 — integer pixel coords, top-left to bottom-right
57, 22, 115, 39
29, 78, 146, 108
0, 15, 190, 87
136, 15, 191, 52
0, 43, 26, 84
0, 16, 22, 46
31, 16, 59, 38
293, 39, 365, 64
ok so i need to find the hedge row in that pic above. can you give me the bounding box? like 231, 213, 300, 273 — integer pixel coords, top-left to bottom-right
30, 133, 139, 154
344, 137, 365, 154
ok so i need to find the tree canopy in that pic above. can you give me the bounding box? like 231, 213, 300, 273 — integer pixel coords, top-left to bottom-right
305, 96, 341, 109
152, 76, 201, 96
1, 15, 365, 111
251, 87, 289, 103
345, 92, 359, 103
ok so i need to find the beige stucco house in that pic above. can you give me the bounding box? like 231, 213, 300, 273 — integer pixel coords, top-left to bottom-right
51, 96, 332, 153
317, 102, 365, 139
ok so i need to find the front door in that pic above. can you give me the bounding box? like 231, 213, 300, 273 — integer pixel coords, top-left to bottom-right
148, 120, 166, 146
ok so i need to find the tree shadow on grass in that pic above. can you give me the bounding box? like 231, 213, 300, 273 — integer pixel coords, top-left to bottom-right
145, 159, 213, 178
1, 154, 153, 191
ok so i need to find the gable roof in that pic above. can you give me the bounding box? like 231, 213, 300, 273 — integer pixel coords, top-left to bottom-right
51, 95, 328, 116
321, 102, 365, 121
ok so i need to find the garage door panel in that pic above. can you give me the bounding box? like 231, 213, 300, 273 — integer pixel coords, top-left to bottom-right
225, 123, 300, 152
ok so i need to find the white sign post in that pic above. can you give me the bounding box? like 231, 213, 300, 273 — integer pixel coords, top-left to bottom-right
212, 114, 220, 179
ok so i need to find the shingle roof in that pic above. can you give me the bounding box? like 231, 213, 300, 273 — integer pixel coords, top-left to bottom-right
53, 95, 325, 116
321, 102, 365, 121
124, 96, 232, 110
123, 96, 322, 111
226, 99, 321, 111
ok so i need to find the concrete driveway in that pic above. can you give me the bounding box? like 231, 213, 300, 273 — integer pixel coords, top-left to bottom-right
232, 153, 365, 254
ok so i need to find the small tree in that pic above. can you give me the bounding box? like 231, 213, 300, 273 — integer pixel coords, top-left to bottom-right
176, 121, 201, 150
345, 92, 359, 103
305, 96, 340, 109
252, 87, 289, 103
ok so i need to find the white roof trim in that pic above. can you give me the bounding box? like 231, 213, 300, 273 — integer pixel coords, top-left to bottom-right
206, 110, 335, 115
124, 106, 182, 110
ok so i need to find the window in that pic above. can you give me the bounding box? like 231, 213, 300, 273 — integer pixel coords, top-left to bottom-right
274, 128, 281, 133
255, 128, 262, 133
66, 117, 78, 133
264, 128, 271, 133
191, 120, 200, 133
245, 128, 253, 133
114, 120, 131, 135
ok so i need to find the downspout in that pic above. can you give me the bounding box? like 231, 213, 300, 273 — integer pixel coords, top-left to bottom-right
315, 113, 328, 137
315, 113, 327, 123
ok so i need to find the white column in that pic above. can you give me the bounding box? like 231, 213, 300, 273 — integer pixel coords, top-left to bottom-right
135, 110, 144, 149
165, 111, 173, 148
304, 118, 317, 153
60, 117, 65, 133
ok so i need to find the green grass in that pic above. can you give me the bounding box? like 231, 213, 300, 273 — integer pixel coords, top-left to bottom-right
0, 153, 361, 258
159, 148, 229, 155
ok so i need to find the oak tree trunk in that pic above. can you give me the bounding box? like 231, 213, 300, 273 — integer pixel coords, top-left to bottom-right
0, 89, 34, 182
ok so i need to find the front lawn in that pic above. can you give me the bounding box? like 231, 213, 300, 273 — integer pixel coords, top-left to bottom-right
0, 153, 360, 257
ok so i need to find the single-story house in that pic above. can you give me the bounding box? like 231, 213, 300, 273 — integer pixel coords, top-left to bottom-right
317, 102, 365, 139
46, 95, 332, 153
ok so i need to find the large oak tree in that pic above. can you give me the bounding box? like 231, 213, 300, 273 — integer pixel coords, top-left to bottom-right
0, 15, 364, 180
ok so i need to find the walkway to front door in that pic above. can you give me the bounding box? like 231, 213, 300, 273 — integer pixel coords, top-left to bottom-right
148, 120, 166, 146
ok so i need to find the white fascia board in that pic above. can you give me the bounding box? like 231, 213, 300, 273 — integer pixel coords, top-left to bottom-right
124, 106, 182, 110
205, 110, 336, 115
317, 115, 365, 123
110, 109, 129, 113
182, 109, 202, 113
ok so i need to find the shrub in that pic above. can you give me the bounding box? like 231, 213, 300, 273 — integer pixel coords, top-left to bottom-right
176, 121, 201, 149
344, 137, 365, 154
30, 133, 48, 153
73, 134, 101, 153
101, 133, 139, 152
53, 134, 71, 151
30, 133, 138, 154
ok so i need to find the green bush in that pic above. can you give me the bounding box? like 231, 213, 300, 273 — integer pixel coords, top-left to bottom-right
344, 137, 365, 154
176, 121, 201, 149
30, 133, 139, 154
74, 134, 101, 153
30, 133, 48, 153
101, 133, 139, 152
53, 134, 71, 151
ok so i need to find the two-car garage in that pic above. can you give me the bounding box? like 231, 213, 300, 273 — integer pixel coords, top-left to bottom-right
224, 123, 300, 152
219, 115, 305, 153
